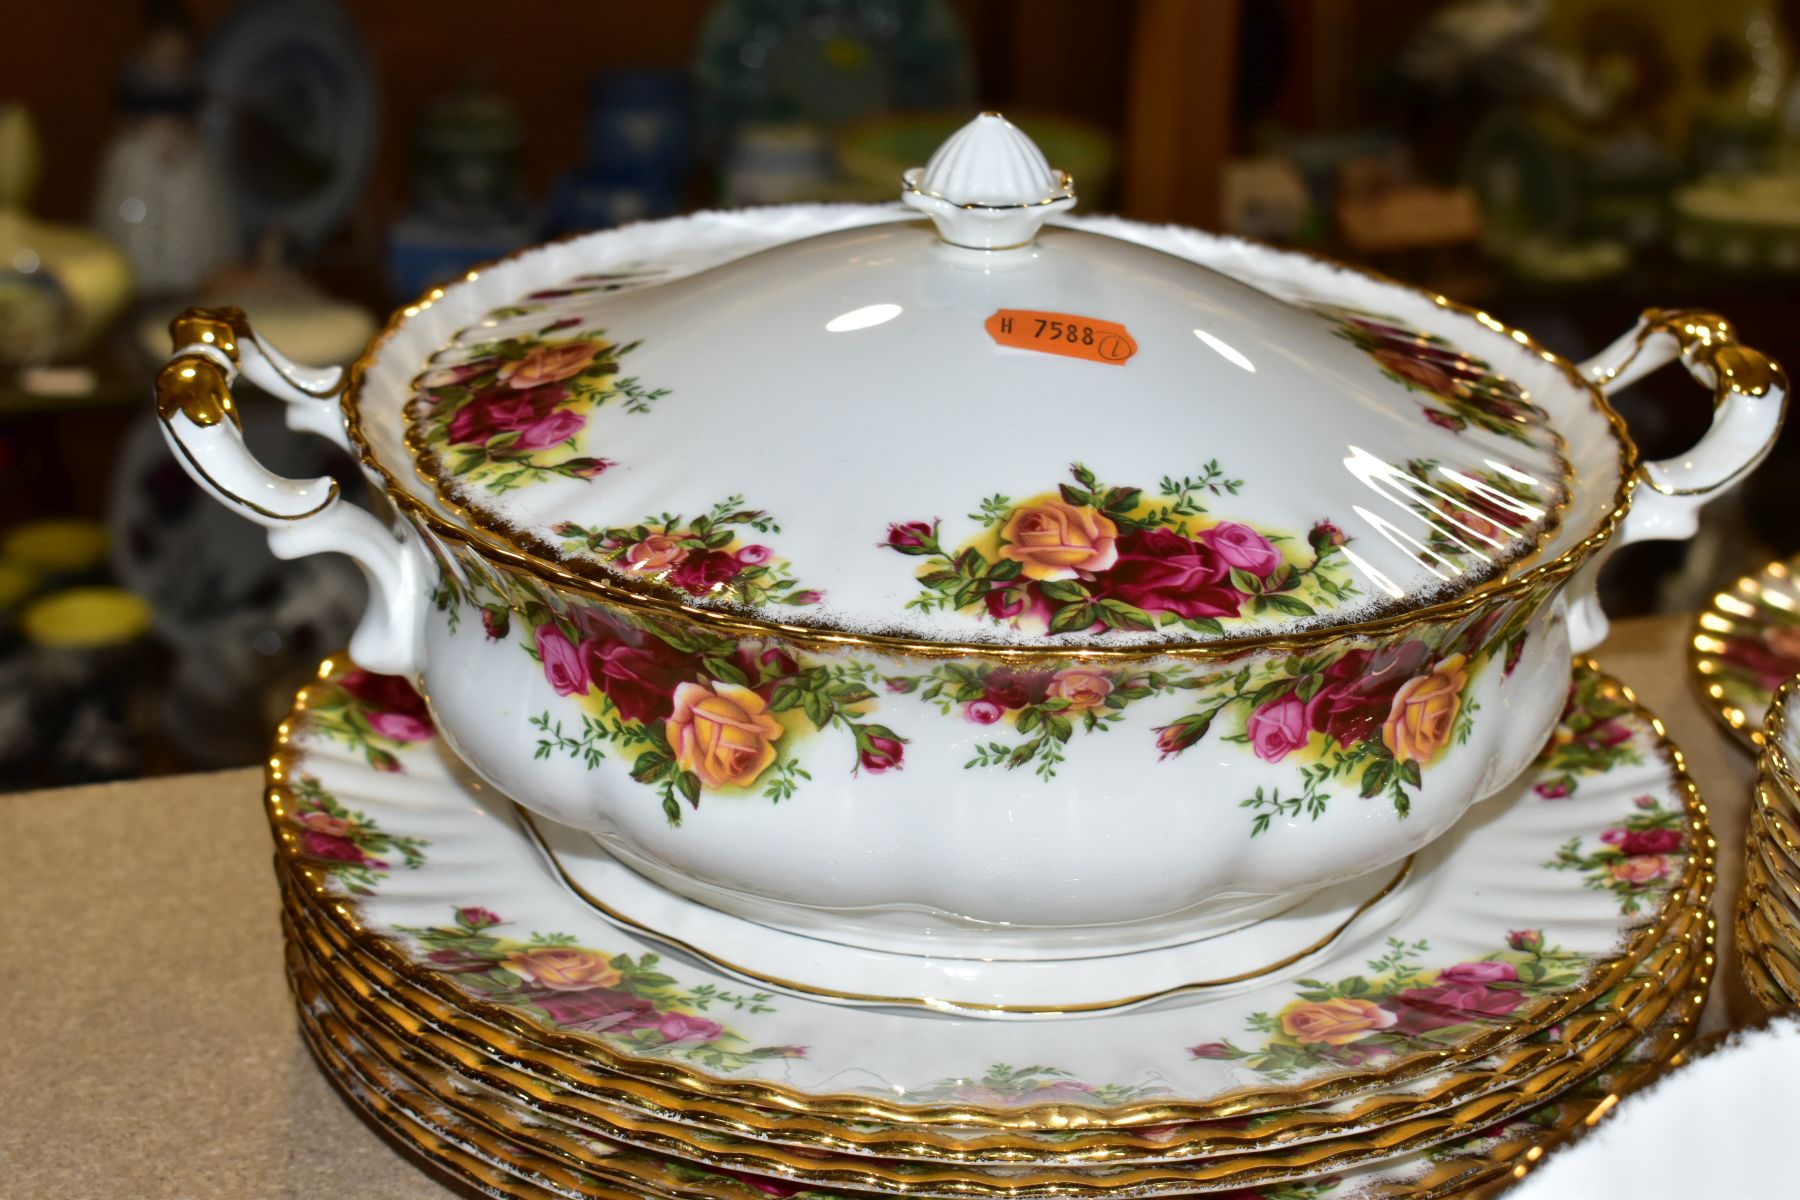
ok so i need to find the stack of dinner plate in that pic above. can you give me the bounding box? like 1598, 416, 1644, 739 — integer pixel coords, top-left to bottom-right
1738, 675, 1800, 1011
271, 654, 1714, 1200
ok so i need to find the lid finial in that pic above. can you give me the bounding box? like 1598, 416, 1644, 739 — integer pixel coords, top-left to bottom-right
901, 112, 1075, 250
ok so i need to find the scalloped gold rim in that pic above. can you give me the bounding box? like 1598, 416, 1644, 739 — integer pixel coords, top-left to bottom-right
285, 915, 1705, 1197
279, 867, 1707, 1168
289, 928, 1713, 1200
268, 655, 1713, 1132
335, 218, 1644, 664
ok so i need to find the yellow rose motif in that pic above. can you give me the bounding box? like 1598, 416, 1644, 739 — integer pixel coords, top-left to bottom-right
1279, 997, 1398, 1046
498, 341, 604, 389
1381, 653, 1469, 765
502, 946, 622, 991
668, 681, 784, 789
997, 499, 1119, 581
1047, 667, 1114, 711
623, 533, 689, 574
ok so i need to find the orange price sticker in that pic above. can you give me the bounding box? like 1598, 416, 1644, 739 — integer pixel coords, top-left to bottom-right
984, 309, 1137, 366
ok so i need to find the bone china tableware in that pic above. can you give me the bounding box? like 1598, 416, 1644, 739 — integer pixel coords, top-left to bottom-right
271, 659, 1714, 1196
160, 113, 1786, 966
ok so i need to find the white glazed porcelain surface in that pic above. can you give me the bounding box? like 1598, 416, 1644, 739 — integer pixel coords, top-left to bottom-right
280, 659, 1701, 1100
526, 806, 1419, 1013
399, 220, 1571, 640
157, 121, 1783, 948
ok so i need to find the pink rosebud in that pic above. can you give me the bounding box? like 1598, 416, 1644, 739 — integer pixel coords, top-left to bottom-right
1534, 780, 1570, 800
481, 606, 510, 641
965, 699, 1005, 725
788, 590, 823, 605
458, 907, 502, 929
564, 457, 613, 479
1507, 929, 1544, 952
736, 544, 772, 566
369, 749, 402, 774
1424, 408, 1467, 432
1187, 1042, 1234, 1060
1634, 795, 1657, 809
856, 727, 906, 773
884, 521, 937, 554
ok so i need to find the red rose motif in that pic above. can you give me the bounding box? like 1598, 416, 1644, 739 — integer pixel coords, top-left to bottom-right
1534, 780, 1571, 799
340, 670, 426, 717
446, 384, 572, 448
1386, 980, 1525, 1035
983, 668, 1052, 710
1717, 635, 1800, 691
580, 631, 701, 725
531, 986, 660, 1033
300, 830, 367, 864
1602, 827, 1682, 856
1303, 641, 1433, 747
1095, 527, 1244, 620
668, 550, 746, 596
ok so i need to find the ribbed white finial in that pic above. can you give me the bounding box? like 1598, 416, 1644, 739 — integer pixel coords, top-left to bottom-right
901, 113, 1075, 250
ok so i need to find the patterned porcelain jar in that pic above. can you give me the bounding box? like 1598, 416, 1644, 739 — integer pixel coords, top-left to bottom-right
155, 114, 1786, 959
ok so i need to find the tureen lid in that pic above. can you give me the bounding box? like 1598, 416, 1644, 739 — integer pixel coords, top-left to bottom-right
403, 114, 1571, 646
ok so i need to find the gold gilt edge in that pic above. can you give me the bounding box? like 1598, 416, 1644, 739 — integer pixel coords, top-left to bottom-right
292, 975, 711, 1200
1759, 675, 1800, 797
1734, 855, 1800, 1010
289, 928, 1714, 1200
267, 656, 1714, 1133
1688, 557, 1800, 752
335, 223, 1642, 664
390, 245, 1583, 648
285, 913, 1708, 1200
279, 871, 1707, 1172
519, 805, 1415, 1017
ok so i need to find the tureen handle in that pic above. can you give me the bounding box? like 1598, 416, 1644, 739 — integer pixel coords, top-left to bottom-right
1564, 309, 1789, 652
152, 307, 423, 675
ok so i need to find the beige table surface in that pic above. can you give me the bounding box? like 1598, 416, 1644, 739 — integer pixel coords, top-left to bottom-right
0, 615, 1766, 1199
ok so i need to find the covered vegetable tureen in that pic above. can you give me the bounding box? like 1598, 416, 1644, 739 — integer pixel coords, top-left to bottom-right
156, 114, 1785, 958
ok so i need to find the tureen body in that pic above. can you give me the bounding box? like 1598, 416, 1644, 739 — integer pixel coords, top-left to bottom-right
154, 116, 1786, 958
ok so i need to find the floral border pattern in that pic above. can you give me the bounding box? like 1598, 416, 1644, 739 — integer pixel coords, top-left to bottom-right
408, 272, 666, 495
1546, 795, 1687, 915
901, 1063, 1173, 1108
399, 906, 808, 1071
1187, 930, 1594, 1080
285, 774, 428, 895
1531, 670, 1643, 800
433, 566, 902, 826
1320, 305, 1552, 447
303, 668, 436, 774
552, 496, 822, 609
884, 462, 1359, 637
